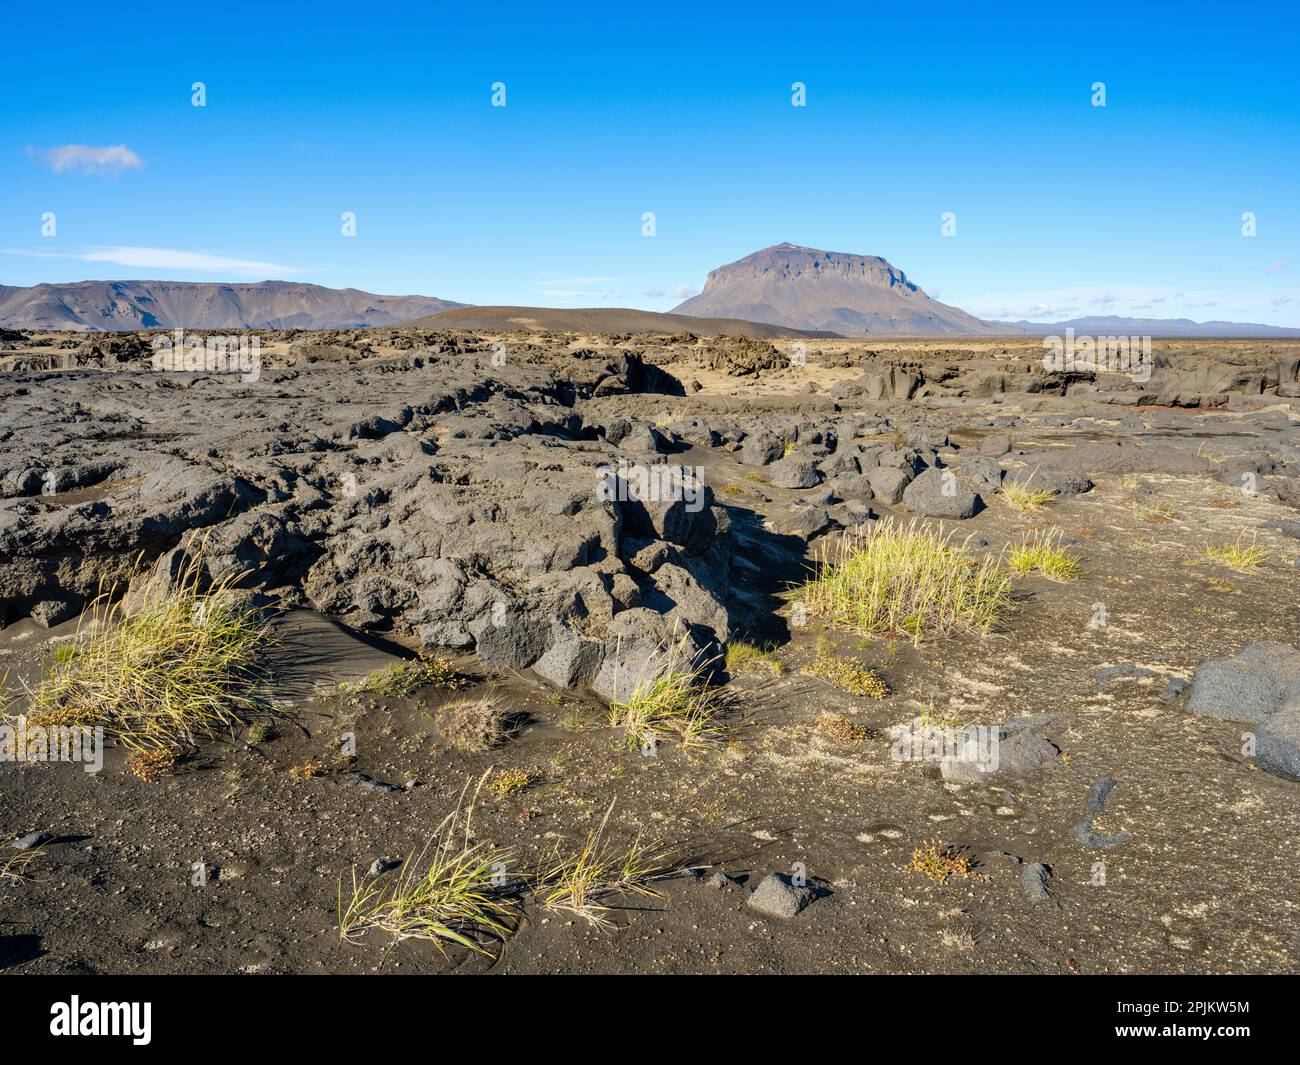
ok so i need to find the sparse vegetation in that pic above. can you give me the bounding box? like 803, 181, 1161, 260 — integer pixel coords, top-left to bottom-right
128, 746, 178, 782
290, 760, 330, 780
534, 801, 668, 929
814, 712, 870, 746
720, 482, 745, 496
1143, 502, 1178, 524
349, 655, 465, 697
998, 481, 1055, 513
805, 650, 889, 698
0, 848, 41, 884
436, 693, 513, 751
339, 776, 517, 955
23, 553, 273, 751
726, 639, 783, 676
798, 519, 1012, 644
1007, 530, 1081, 582
1203, 535, 1269, 572
608, 654, 729, 749
910, 841, 980, 885
488, 768, 532, 796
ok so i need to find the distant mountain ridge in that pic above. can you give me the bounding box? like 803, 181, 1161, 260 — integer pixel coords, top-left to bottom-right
988, 315, 1300, 339
0, 280, 465, 331
673, 243, 1002, 336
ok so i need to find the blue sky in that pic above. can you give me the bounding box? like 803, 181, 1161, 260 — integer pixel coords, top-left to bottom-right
2, 0, 1297, 324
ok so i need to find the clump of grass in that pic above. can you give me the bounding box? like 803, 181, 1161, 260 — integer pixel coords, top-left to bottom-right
351, 655, 465, 697
1203, 535, 1269, 572
608, 653, 729, 749
1007, 530, 1081, 582
289, 760, 330, 780
339, 775, 517, 955
534, 801, 668, 929
1206, 494, 1239, 510
782, 439, 797, 458
0, 848, 41, 884
998, 481, 1055, 514
720, 483, 745, 497
128, 747, 178, 782
245, 722, 274, 745
1143, 502, 1177, 524
437, 693, 513, 752
23, 553, 272, 751
805, 650, 889, 698
813, 712, 870, 746
798, 519, 1012, 645
487, 768, 532, 796
725, 640, 783, 676
909, 841, 979, 886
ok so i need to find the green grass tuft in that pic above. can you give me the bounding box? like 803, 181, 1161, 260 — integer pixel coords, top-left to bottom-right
1007, 530, 1082, 582
1203, 535, 1269, 572
23, 553, 272, 751
797, 518, 1011, 645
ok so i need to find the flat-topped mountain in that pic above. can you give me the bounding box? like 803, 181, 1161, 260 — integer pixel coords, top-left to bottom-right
406, 304, 837, 339
672, 243, 1001, 336
0, 280, 465, 331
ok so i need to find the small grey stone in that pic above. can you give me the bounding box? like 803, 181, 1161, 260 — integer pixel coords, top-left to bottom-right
30, 600, 78, 628
1187, 642, 1300, 723
9, 831, 54, 850
1020, 862, 1051, 903
706, 870, 741, 890
351, 773, 405, 794
768, 456, 821, 489
369, 858, 402, 876
1255, 705, 1300, 781
747, 872, 815, 919
902, 468, 980, 519
867, 465, 912, 504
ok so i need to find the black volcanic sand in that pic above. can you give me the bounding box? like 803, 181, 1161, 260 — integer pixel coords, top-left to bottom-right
1, 330, 1298, 974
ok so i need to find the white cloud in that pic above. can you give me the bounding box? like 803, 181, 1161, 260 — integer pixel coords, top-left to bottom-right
672, 283, 698, 299
31, 144, 144, 175
2, 245, 296, 275
1266, 260, 1289, 274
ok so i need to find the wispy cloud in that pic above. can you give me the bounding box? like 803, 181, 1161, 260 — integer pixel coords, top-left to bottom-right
2, 245, 296, 275
29, 144, 143, 176
1266, 260, 1289, 274
672, 283, 698, 299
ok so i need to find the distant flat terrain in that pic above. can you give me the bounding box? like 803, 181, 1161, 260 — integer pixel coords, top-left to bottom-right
405, 304, 840, 339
